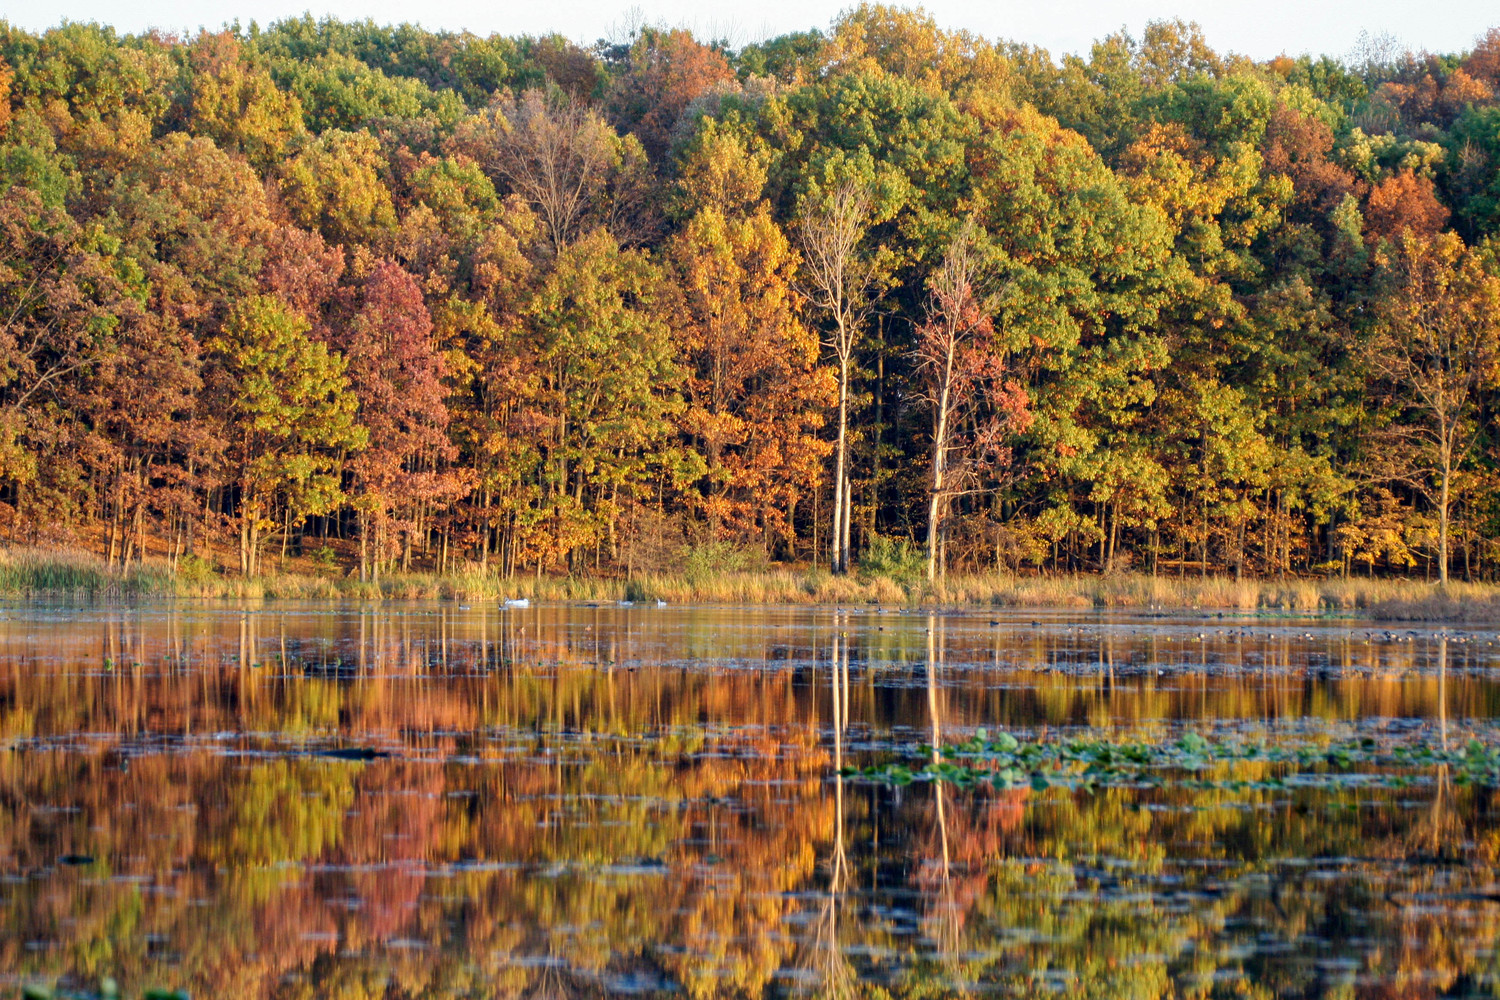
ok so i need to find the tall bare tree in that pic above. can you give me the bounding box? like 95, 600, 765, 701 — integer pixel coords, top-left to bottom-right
1369, 231, 1500, 585
797, 180, 882, 573
913, 222, 1031, 581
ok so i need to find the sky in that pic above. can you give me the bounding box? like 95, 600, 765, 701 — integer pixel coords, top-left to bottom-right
5, 0, 1497, 62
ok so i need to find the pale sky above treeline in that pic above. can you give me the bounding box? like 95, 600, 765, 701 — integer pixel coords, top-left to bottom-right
7, 0, 1498, 64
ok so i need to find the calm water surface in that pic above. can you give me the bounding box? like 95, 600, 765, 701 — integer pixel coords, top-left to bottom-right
1, 601, 1498, 998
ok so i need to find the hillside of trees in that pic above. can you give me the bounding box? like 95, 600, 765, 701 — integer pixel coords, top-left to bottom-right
2, 7, 1500, 584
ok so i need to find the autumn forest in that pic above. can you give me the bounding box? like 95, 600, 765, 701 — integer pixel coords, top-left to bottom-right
4, 7, 1500, 586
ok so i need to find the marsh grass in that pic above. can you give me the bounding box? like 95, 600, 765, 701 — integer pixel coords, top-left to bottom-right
2, 545, 1498, 619
155, 569, 1500, 619
0, 547, 170, 598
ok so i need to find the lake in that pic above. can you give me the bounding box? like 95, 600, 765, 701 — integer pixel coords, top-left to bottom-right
1, 601, 1497, 998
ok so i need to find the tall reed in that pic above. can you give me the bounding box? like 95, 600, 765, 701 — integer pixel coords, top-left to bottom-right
0, 547, 171, 597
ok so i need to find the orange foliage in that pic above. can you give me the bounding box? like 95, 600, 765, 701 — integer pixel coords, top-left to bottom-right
1463, 26, 1500, 87
606, 28, 735, 162
0, 57, 11, 138
1263, 105, 1362, 213
1365, 170, 1450, 241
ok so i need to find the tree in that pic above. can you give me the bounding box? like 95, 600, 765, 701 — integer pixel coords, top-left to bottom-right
523, 228, 682, 571
1367, 232, 1500, 584
1262, 103, 1362, 221
173, 31, 305, 169
913, 222, 1030, 580
668, 200, 833, 549
0, 55, 13, 139
451, 89, 655, 253
1446, 106, 1500, 241
206, 293, 365, 575
604, 28, 735, 163
268, 50, 466, 133
340, 261, 463, 580
1365, 169, 1449, 242
278, 129, 397, 246
1464, 27, 1500, 88
5, 12, 1500, 584
818, 3, 1015, 100
432, 196, 540, 574
965, 103, 1176, 574
112, 132, 277, 312
797, 179, 884, 573
0, 188, 156, 535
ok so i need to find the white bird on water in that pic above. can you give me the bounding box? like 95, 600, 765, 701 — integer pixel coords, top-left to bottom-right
502, 598, 530, 609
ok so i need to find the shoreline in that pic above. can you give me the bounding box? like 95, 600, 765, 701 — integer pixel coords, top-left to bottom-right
0, 549, 1495, 621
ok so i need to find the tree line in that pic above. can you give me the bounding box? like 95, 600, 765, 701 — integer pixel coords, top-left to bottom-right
2, 7, 1500, 583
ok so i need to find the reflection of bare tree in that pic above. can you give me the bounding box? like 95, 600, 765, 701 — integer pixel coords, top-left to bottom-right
1438, 636, 1449, 751
830, 624, 851, 890
921, 615, 964, 983
796, 618, 856, 998
926, 617, 949, 881
1416, 637, 1462, 859
519, 940, 570, 1000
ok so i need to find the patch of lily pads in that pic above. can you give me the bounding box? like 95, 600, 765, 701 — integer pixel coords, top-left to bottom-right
848, 728, 1500, 793
21, 985, 187, 1000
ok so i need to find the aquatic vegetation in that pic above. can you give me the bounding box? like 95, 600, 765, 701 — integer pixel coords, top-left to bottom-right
853, 728, 1500, 792
20, 983, 186, 1000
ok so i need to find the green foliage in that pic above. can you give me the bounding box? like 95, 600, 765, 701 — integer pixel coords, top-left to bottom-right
856, 532, 924, 581
733, 31, 825, 84
174, 552, 217, 584
679, 540, 762, 579
278, 129, 397, 243
207, 293, 365, 574
0, 109, 76, 206
270, 51, 467, 133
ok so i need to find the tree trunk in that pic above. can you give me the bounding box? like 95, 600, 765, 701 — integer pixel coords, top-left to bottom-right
1105, 502, 1119, 574
842, 475, 852, 571
831, 354, 850, 574
925, 489, 944, 584
239, 512, 251, 577
245, 512, 261, 577
131, 501, 145, 567
926, 355, 954, 583
1438, 454, 1451, 586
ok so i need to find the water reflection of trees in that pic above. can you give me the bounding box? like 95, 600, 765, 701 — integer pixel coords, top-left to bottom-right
0, 606, 1497, 997
792, 619, 856, 999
